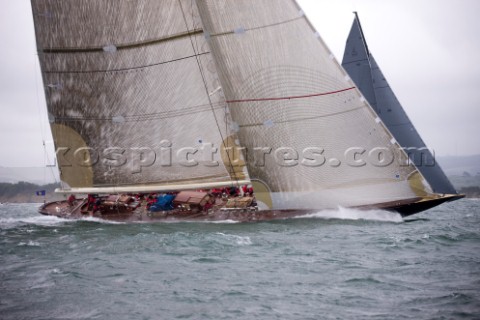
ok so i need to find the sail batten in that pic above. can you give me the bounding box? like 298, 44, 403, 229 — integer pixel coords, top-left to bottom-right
42, 29, 205, 54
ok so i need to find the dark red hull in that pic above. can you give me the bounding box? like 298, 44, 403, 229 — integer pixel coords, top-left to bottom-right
38, 194, 464, 222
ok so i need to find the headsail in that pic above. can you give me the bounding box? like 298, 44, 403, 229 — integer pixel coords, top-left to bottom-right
196, 0, 433, 210
342, 13, 457, 194
31, 0, 249, 193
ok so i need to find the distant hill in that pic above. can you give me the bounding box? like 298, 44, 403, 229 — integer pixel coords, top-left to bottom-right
436, 155, 480, 197
437, 154, 480, 177
0, 181, 64, 203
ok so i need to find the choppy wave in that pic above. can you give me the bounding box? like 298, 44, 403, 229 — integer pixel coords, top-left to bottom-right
1, 201, 479, 320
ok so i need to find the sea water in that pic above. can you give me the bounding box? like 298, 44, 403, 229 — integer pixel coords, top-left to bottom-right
1, 200, 479, 319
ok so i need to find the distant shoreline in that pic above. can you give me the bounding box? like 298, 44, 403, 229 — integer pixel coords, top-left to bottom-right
0, 181, 64, 204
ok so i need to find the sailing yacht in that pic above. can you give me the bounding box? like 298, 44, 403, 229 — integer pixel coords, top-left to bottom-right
33, 0, 462, 222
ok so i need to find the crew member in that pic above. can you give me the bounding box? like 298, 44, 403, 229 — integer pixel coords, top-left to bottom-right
67, 194, 76, 206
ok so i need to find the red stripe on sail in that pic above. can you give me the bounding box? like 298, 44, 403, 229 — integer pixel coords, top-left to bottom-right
226, 87, 356, 104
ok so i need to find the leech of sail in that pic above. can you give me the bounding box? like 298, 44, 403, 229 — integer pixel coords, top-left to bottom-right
227, 87, 356, 103
41, 29, 204, 54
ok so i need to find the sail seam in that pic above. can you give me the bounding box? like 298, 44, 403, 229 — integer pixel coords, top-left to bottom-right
44, 52, 210, 74
41, 29, 204, 54
239, 106, 365, 128
53, 103, 225, 123
374, 85, 391, 90
342, 58, 369, 65
210, 16, 304, 38
227, 87, 356, 103
387, 122, 416, 128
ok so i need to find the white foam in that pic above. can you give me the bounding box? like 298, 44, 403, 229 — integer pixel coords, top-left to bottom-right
0, 214, 124, 229
18, 240, 41, 247
170, 219, 241, 224
208, 219, 240, 224
0, 215, 70, 229
215, 232, 252, 246
78, 216, 125, 225
295, 206, 403, 223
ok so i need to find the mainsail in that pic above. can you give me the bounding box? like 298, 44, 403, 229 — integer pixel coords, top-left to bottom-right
31, 0, 248, 193
196, 0, 434, 210
342, 13, 457, 195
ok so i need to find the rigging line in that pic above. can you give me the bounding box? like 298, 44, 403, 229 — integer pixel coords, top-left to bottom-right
189, 0, 232, 178
178, 0, 241, 187
33, 55, 45, 140
41, 29, 204, 54
44, 144, 58, 183
227, 87, 356, 103
190, 0, 234, 185
44, 52, 210, 74
34, 54, 58, 184
34, 54, 47, 186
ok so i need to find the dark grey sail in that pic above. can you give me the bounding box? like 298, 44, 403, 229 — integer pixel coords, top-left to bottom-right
342, 13, 457, 195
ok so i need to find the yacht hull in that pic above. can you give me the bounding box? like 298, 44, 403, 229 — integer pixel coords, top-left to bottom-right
38, 194, 464, 222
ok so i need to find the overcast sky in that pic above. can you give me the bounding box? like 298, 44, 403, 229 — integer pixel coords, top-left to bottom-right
0, 0, 479, 168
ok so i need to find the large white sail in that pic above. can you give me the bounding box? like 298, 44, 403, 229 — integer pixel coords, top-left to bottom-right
196, 0, 433, 210
342, 13, 457, 195
31, 0, 248, 193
